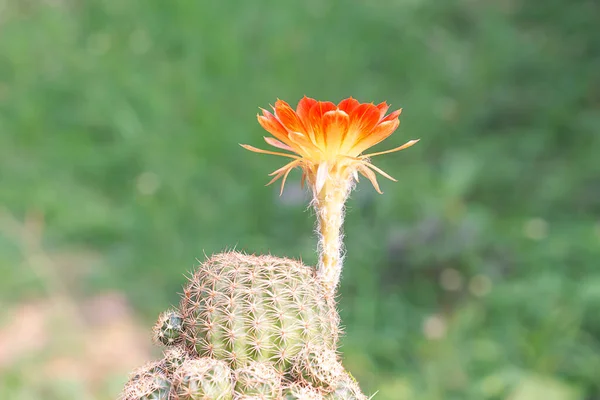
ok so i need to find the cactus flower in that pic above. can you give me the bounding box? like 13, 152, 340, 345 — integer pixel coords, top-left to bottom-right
242, 96, 418, 195
242, 96, 419, 296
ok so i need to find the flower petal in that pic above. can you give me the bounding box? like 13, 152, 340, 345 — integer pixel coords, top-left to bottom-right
349, 103, 381, 131
296, 96, 318, 123
381, 108, 402, 122
338, 97, 360, 114
356, 164, 383, 194
315, 162, 329, 194
268, 161, 297, 176
275, 100, 307, 134
288, 131, 318, 158
341, 103, 381, 153
349, 119, 400, 156
266, 168, 286, 184
361, 161, 397, 182
278, 164, 297, 195
266, 160, 301, 195
321, 109, 350, 156
360, 139, 420, 158
264, 136, 294, 151
307, 101, 337, 149
257, 110, 293, 146
240, 144, 300, 159
376, 102, 390, 120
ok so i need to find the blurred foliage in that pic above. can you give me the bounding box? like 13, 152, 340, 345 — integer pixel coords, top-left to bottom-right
1, 0, 599, 399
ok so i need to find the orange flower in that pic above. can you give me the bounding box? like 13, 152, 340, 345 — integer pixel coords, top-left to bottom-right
241, 96, 419, 194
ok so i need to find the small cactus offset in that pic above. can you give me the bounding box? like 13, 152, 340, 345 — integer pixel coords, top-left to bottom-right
293, 344, 344, 389
153, 309, 184, 346
325, 372, 369, 400
282, 382, 324, 400
163, 347, 188, 373
173, 358, 234, 400
119, 361, 172, 400
234, 361, 282, 398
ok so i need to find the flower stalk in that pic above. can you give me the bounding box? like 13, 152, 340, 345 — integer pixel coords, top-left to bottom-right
311, 169, 354, 296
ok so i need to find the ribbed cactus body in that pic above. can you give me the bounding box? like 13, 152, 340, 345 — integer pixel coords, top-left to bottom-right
163, 347, 188, 373
179, 253, 339, 371
121, 252, 374, 400
153, 309, 184, 346
234, 362, 282, 398
120, 362, 172, 400
293, 345, 344, 389
173, 358, 234, 400
325, 373, 367, 400
282, 382, 324, 399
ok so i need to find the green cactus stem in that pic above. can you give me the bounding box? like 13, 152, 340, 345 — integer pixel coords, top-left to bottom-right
282, 382, 324, 399
163, 346, 188, 373
234, 361, 282, 399
178, 252, 339, 371
325, 372, 368, 400
173, 358, 234, 400
293, 344, 344, 390
153, 309, 184, 346
119, 361, 172, 400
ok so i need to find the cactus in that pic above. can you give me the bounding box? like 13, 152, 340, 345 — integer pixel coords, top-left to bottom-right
119, 252, 369, 400
293, 344, 344, 390
325, 372, 368, 400
172, 358, 234, 400
233, 361, 282, 398
282, 382, 324, 399
153, 309, 184, 346
119, 95, 416, 399
178, 252, 339, 371
163, 346, 188, 373
120, 361, 172, 400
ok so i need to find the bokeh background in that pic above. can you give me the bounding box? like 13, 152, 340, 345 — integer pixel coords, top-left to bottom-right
1, 0, 599, 399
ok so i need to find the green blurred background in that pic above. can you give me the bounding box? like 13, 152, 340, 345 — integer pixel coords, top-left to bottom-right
1, 0, 599, 399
